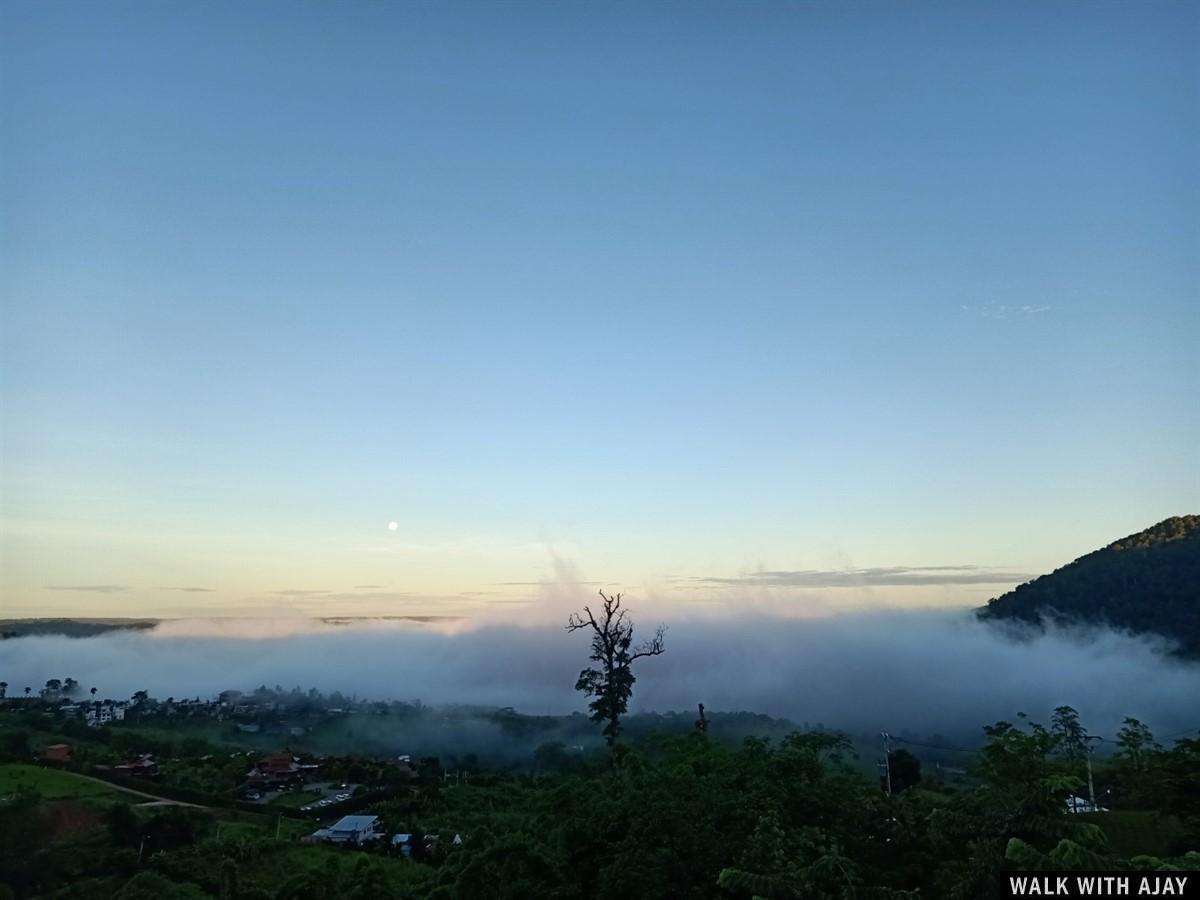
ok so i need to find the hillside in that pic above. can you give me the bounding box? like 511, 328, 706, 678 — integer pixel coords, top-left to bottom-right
978, 515, 1200, 656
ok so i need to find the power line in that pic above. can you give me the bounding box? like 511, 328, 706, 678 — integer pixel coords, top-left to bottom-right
886, 723, 1199, 757
888, 736, 979, 754
1154, 724, 1200, 742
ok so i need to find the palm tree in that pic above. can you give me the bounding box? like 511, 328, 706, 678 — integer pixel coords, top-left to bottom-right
24, 686, 31, 697
0, 681, 7, 699
90, 686, 98, 698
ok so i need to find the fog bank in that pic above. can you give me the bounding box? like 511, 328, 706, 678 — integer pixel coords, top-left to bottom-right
3, 609, 1197, 742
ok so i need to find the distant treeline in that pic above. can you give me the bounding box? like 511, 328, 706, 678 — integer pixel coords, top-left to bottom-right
0, 619, 158, 640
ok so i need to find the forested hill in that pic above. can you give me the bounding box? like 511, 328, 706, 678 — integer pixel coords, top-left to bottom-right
978, 515, 1200, 656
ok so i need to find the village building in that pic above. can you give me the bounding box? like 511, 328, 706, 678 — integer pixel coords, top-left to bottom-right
245, 751, 317, 789
307, 815, 381, 845
78, 700, 128, 727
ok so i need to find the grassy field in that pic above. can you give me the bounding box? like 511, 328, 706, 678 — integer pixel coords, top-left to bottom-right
212, 810, 313, 841
268, 789, 322, 809
0, 763, 126, 803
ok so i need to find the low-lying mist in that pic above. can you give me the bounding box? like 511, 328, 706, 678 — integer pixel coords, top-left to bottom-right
3, 608, 1198, 744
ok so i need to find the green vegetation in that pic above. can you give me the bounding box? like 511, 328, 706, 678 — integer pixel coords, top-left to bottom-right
211, 812, 313, 842
0, 763, 124, 803
267, 790, 322, 809
979, 515, 1200, 656
1078, 811, 1188, 859
2, 699, 1197, 899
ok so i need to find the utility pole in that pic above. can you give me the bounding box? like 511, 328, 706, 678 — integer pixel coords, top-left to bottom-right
881, 731, 893, 796
1085, 736, 1100, 810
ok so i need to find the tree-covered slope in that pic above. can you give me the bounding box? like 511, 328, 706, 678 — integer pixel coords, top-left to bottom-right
978, 516, 1200, 656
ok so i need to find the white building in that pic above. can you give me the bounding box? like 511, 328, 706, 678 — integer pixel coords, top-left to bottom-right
83, 701, 127, 727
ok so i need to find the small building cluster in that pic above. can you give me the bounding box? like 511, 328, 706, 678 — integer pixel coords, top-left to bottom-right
59, 700, 129, 726
305, 817, 464, 855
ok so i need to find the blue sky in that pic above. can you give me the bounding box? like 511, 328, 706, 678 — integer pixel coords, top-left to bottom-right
2, 1, 1197, 617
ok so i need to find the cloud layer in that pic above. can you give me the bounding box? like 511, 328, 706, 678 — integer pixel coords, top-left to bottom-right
2, 610, 1197, 743
44, 585, 128, 593
683, 566, 1034, 588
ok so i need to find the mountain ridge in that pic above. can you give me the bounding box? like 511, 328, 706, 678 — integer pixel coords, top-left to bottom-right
978, 515, 1200, 656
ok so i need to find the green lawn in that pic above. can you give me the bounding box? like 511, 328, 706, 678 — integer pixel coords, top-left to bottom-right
268, 790, 322, 809
0, 763, 125, 802
215, 816, 312, 841
210, 811, 314, 844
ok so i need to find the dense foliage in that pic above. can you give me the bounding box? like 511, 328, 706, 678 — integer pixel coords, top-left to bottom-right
2, 702, 1197, 899
979, 516, 1200, 656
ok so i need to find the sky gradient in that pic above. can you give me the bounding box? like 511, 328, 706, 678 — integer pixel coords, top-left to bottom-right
2, 1, 1198, 618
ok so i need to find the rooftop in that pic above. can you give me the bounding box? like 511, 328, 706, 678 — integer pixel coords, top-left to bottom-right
331, 815, 378, 831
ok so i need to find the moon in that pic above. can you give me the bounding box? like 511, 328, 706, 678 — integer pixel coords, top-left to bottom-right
387, 521, 398, 531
